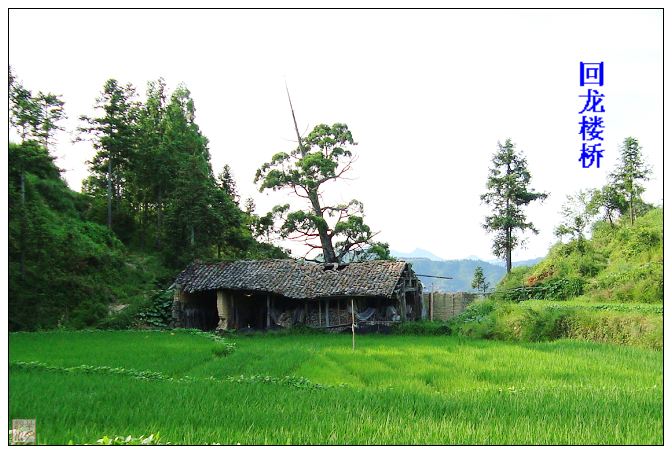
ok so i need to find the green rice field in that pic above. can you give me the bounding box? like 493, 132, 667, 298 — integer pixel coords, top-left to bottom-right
9, 330, 663, 445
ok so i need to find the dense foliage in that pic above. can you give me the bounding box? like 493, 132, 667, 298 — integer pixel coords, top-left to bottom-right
8, 141, 170, 330
8, 71, 286, 330
76, 78, 286, 267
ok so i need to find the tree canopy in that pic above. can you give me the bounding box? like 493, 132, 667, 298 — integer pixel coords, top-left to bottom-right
255, 121, 390, 263
609, 137, 651, 226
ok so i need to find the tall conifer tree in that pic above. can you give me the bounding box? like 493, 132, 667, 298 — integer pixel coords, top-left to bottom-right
481, 139, 548, 273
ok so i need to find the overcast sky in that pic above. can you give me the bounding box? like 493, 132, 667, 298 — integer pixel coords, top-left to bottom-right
8, 9, 663, 261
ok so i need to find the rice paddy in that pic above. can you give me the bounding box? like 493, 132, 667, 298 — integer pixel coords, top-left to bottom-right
9, 330, 663, 445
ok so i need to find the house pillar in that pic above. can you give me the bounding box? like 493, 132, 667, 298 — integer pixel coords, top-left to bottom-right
171, 285, 186, 328
216, 290, 232, 330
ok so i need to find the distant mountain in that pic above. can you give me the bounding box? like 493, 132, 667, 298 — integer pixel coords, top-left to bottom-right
392, 250, 545, 292
486, 257, 545, 268
513, 257, 544, 267
402, 258, 506, 293
390, 248, 446, 261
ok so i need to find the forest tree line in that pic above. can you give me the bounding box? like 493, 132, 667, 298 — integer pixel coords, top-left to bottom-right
8, 69, 287, 330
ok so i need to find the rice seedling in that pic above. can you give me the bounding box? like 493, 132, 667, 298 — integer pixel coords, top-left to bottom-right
9, 330, 662, 445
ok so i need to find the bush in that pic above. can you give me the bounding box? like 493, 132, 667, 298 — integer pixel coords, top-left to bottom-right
449, 300, 497, 338
391, 321, 452, 335
136, 289, 173, 328
492, 278, 585, 302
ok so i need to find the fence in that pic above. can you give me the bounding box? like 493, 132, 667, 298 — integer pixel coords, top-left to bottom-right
423, 292, 482, 321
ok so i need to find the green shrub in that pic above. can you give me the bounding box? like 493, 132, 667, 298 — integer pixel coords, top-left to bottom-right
449, 300, 497, 338
492, 278, 585, 302
391, 321, 451, 335
136, 289, 174, 328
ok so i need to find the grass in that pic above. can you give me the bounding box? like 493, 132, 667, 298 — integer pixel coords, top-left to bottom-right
450, 299, 663, 349
9, 330, 662, 445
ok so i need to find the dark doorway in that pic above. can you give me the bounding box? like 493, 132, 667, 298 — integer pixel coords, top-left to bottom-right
183, 290, 219, 331
234, 293, 267, 329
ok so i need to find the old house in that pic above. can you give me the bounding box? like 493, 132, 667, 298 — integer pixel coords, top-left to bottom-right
171, 259, 424, 331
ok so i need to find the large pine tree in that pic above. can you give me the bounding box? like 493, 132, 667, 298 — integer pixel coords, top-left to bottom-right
255, 122, 389, 263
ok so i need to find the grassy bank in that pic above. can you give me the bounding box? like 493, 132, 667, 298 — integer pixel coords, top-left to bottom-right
9, 330, 662, 444
450, 299, 662, 349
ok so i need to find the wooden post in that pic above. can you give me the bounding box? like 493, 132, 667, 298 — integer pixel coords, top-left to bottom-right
430, 291, 434, 322
304, 302, 308, 325
216, 290, 231, 330
318, 300, 322, 327
351, 299, 355, 351
266, 294, 271, 329
325, 300, 330, 326
172, 285, 185, 328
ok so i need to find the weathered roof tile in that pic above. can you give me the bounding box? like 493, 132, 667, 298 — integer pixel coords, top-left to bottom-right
174, 260, 410, 299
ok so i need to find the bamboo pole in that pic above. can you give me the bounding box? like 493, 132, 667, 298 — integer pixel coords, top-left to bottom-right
266, 294, 271, 329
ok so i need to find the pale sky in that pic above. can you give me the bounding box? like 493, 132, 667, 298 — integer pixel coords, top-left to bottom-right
8, 9, 663, 261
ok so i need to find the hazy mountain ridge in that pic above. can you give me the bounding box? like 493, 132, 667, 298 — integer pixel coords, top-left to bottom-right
391, 249, 544, 292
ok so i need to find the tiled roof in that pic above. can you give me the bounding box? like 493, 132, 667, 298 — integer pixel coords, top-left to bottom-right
174, 259, 411, 299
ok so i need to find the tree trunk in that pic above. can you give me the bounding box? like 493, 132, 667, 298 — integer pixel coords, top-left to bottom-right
630, 194, 634, 226
140, 199, 148, 250
506, 227, 512, 274
505, 161, 512, 274
107, 158, 112, 229
307, 190, 337, 263
155, 188, 162, 248
19, 168, 25, 278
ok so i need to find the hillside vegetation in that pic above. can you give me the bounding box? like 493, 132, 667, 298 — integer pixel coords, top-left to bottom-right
9, 73, 288, 331
8, 142, 172, 330
496, 207, 663, 304
449, 207, 663, 348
